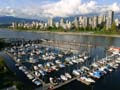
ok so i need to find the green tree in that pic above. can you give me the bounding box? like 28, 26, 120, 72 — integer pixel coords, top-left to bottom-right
111, 22, 117, 33
0, 58, 5, 72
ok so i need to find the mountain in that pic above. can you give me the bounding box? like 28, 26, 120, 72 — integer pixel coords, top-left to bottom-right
0, 16, 41, 24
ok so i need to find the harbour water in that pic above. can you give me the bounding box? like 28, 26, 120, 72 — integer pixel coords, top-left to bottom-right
0, 29, 120, 90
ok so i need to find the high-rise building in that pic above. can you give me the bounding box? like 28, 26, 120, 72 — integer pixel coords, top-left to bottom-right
74, 17, 79, 28
115, 19, 120, 27
48, 18, 53, 27
88, 17, 93, 27
83, 16, 88, 28
106, 10, 114, 29
60, 18, 64, 27
92, 16, 98, 28
79, 16, 84, 27
98, 15, 106, 25
66, 21, 72, 29
12, 22, 17, 29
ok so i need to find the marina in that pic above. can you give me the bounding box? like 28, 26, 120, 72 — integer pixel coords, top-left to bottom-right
3, 39, 120, 90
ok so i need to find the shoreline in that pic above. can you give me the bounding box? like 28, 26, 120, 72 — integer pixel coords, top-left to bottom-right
1, 28, 120, 38
29, 30, 120, 38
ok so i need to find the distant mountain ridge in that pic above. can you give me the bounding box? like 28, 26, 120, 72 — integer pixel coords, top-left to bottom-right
0, 16, 41, 24
0, 14, 119, 24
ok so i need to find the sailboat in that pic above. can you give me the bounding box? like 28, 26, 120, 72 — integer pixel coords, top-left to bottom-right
65, 73, 72, 79
60, 75, 68, 81
72, 70, 80, 76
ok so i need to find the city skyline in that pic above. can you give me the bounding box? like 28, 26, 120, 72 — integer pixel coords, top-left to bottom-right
0, 0, 120, 19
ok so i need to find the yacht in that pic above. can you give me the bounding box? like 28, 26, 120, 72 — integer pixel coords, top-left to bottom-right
55, 60, 61, 64
59, 64, 65, 68
72, 70, 80, 76
27, 74, 34, 80
34, 71, 41, 77
49, 77, 58, 85
60, 75, 68, 81
65, 73, 72, 79
79, 76, 95, 83
32, 79, 42, 86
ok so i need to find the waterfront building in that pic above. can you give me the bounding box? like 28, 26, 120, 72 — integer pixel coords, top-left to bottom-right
92, 16, 98, 28
115, 19, 120, 30
74, 17, 79, 28
98, 15, 103, 25
98, 15, 106, 27
10, 10, 117, 31
60, 18, 65, 27
83, 16, 88, 28
44, 23, 48, 28
79, 16, 84, 27
66, 21, 72, 29
55, 22, 60, 28
106, 10, 114, 30
48, 17, 53, 27
115, 19, 119, 27
12, 22, 17, 29
88, 17, 92, 27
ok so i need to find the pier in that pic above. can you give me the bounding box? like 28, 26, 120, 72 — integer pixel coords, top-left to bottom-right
52, 77, 78, 90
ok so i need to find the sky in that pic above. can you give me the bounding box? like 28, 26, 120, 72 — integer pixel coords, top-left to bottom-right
0, 0, 120, 19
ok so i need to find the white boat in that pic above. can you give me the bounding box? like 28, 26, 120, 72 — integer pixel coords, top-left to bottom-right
39, 70, 46, 76
33, 66, 38, 70
91, 63, 98, 68
51, 65, 58, 71
80, 76, 95, 83
81, 66, 90, 71
89, 72, 100, 79
69, 61, 73, 65
49, 77, 58, 84
55, 60, 61, 64
77, 69, 84, 74
115, 60, 120, 64
38, 64, 43, 68
30, 53, 34, 56
58, 54, 63, 58
19, 66, 27, 72
78, 58, 84, 63
21, 51, 25, 55
59, 64, 65, 68
43, 57, 47, 60
27, 74, 34, 79
72, 70, 80, 76
49, 77, 54, 84
34, 71, 41, 77
24, 71, 29, 75
32, 79, 42, 86
78, 54, 83, 58
84, 56, 89, 60
99, 67, 107, 74
65, 73, 72, 79
60, 75, 68, 81
46, 62, 51, 67
72, 59, 78, 63
36, 50, 40, 55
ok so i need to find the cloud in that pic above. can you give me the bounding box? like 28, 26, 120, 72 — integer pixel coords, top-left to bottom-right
0, 0, 120, 19
43, 0, 120, 17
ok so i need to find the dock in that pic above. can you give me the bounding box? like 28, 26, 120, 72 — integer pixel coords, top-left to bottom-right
52, 77, 77, 90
